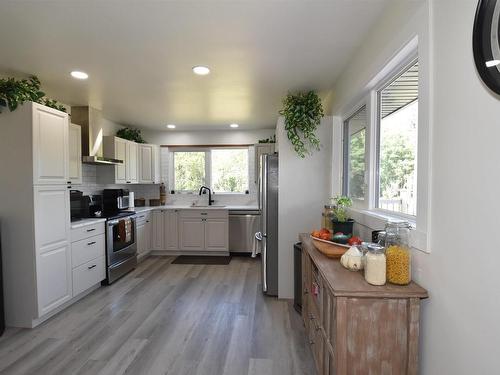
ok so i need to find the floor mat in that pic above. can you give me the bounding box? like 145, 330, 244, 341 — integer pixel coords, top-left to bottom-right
172, 255, 232, 265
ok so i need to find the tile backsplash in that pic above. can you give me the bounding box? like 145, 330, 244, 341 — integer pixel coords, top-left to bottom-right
78, 158, 258, 207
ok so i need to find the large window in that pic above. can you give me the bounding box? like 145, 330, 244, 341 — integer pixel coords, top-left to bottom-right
343, 106, 367, 202
377, 60, 418, 216
172, 147, 249, 193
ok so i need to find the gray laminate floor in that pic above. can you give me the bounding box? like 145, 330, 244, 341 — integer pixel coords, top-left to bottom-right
0, 256, 315, 375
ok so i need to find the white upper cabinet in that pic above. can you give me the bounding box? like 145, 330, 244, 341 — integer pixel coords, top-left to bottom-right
114, 137, 127, 183
32, 103, 69, 185
127, 141, 138, 184
100, 136, 140, 184
68, 123, 82, 184
139, 143, 160, 184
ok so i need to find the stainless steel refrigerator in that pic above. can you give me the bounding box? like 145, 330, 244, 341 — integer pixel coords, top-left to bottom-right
256, 153, 278, 296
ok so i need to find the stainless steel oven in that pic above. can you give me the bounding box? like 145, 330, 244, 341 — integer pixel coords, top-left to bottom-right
105, 212, 137, 284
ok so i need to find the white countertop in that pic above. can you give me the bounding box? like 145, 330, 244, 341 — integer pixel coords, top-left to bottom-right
70, 217, 106, 229
130, 205, 259, 213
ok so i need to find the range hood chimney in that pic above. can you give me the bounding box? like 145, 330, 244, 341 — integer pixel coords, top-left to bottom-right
71, 106, 123, 165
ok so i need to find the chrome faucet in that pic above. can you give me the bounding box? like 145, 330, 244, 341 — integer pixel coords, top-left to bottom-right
198, 186, 215, 206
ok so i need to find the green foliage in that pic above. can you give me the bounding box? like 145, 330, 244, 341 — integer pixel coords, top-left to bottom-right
258, 135, 276, 144
348, 129, 366, 199
212, 149, 248, 192
174, 152, 206, 191
279, 91, 324, 158
332, 195, 352, 222
0, 75, 66, 113
379, 133, 415, 198
116, 127, 146, 143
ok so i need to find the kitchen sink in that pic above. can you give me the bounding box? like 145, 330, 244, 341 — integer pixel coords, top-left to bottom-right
191, 205, 226, 208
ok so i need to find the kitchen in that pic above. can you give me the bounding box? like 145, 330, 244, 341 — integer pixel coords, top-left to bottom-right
0, 1, 499, 374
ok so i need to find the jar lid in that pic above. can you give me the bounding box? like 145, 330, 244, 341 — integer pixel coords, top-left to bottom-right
385, 220, 411, 228
366, 243, 385, 254
324, 204, 335, 209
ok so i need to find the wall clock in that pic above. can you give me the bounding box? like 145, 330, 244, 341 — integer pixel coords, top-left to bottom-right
473, 0, 500, 94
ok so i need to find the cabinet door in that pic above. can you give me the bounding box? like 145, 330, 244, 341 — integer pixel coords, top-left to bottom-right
137, 223, 146, 255
179, 218, 205, 251
68, 123, 82, 184
204, 218, 228, 251
139, 144, 154, 183
126, 141, 138, 183
34, 186, 72, 316
152, 210, 164, 250
145, 215, 152, 251
164, 210, 179, 251
114, 137, 127, 183
32, 104, 69, 185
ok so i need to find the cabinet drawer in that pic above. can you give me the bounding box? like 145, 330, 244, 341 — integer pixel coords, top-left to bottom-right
135, 211, 151, 226
72, 257, 105, 296
71, 222, 105, 242
179, 209, 228, 219
71, 234, 105, 268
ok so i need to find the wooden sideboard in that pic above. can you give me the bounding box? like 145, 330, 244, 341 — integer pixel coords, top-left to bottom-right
299, 234, 428, 375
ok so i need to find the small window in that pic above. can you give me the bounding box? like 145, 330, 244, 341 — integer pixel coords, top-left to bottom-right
211, 148, 249, 193
171, 147, 249, 193
376, 60, 418, 216
173, 151, 206, 191
343, 106, 367, 202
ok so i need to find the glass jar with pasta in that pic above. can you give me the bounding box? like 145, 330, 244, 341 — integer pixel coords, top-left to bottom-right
383, 221, 412, 285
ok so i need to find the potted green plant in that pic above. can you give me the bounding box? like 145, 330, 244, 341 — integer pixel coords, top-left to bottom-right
331, 195, 354, 235
116, 127, 146, 143
0, 75, 66, 113
279, 91, 324, 158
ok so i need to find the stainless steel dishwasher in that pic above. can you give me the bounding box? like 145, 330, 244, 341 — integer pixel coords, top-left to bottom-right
229, 210, 261, 253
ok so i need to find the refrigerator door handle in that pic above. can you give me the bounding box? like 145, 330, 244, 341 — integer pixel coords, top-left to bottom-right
261, 236, 267, 293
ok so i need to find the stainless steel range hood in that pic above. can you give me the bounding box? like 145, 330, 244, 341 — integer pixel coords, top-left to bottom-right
71, 106, 123, 165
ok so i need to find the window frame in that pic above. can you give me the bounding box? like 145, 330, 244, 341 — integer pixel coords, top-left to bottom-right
373, 56, 419, 220
169, 146, 250, 194
337, 37, 431, 253
342, 104, 369, 208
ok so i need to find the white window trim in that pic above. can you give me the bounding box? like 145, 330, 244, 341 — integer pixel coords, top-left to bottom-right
338, 35, 432, 253
168, 146, 251, 195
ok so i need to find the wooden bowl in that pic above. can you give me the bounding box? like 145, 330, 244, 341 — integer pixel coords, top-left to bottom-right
311, 235, 350, 258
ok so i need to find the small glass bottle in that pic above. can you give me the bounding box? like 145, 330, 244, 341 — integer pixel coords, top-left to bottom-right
384, 221, 412, 285
323, 204, 335, 232
364, 243, 386, 286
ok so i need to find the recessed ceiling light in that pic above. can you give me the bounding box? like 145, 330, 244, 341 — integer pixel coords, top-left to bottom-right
70, 71, 88, 80
166, 124, 176, 129
192, 66, 210, 75
486, 60, 500, 68
230, 123, 239, 128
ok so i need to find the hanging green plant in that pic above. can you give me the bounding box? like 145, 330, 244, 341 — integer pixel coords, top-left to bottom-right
0, 75, 66, 113
116, 127, 146, 143
279, 91, 324, 158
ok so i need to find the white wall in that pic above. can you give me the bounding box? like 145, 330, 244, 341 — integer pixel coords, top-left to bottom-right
329, 0, 500, 373
277, 116, 333, 298
141, 128, 275, 145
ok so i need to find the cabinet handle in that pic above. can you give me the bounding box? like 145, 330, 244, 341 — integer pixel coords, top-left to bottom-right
67, 186, 72, 189
146, 220, 150, 223
67, 181, 72, 184
88, 264, 97, 270
87, 241, 96, 246
139, 215, 145, 218
201, 213, 208, 215
86, 228, 96, 232
126, 181, 131, 184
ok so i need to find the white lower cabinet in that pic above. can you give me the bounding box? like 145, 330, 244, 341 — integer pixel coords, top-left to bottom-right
165, 210, 179, 251
34, 185, 72, 317
178, 210, 228, 252
137, 211, 152, 259
205, 219, 229, 251
72, 257, 105, 296
179, 218, 205, 250
37, 244, 72, 316
70, 221, 106, 297
152, 210, 165, 250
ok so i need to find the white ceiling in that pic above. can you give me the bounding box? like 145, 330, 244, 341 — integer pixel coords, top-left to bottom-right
0, 0, 389, 130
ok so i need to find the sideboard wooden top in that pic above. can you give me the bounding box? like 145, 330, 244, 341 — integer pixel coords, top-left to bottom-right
300, 234, 428, 299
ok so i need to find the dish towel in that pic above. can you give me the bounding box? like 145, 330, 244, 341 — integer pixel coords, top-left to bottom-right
252, 233, 261, 258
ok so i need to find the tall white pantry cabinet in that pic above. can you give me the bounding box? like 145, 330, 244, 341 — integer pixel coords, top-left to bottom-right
0, 102, 74, 327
